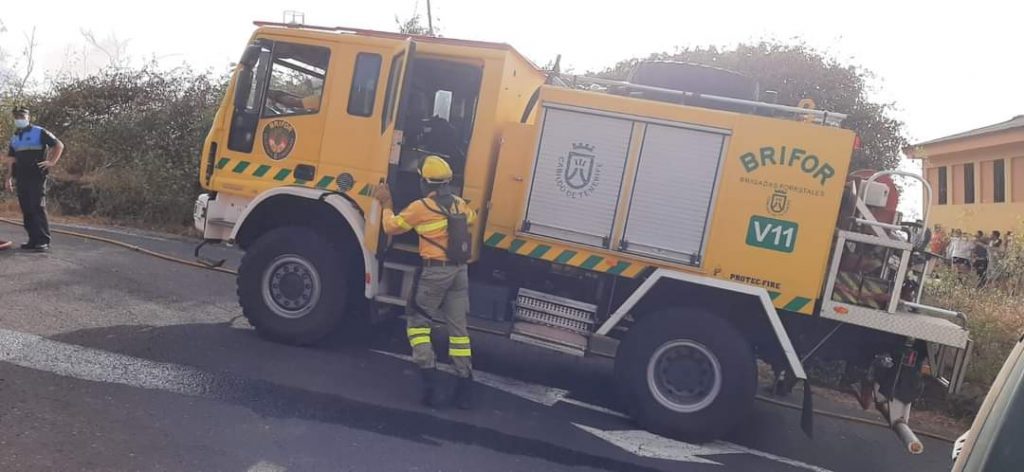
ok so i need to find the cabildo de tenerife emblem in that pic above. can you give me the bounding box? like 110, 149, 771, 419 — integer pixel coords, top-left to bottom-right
556, 142, 602, 199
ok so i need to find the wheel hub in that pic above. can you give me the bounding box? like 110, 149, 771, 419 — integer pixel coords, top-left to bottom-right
262, 255, 321, 319
647, 340, 722, 413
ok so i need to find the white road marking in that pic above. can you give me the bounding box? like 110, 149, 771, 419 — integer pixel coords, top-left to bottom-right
558, 397, 630, 419
372, 349, 833, 471
574, 423, 742, 465
247, 461, 287, 472
716, 442, 835, 472
0, 328, 213, 396
575, 424, 834, 471
0, 331, 833, 472
372, 350, 569, 406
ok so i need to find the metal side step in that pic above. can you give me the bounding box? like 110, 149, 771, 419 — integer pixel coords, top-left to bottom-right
375, 262, 419, 307
508, 288, 596, 356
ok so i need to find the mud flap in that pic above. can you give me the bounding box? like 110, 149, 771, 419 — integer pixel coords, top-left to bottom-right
801, 380, 814, 438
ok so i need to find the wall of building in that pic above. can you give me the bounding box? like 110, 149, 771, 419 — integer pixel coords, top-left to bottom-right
1014, 155, 1024, 202
919, 136, 1024, 233
930, 202, 1024, 234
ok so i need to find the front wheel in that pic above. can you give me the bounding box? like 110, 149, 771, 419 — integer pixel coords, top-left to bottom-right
237, 226, 350, 345
615, 308, 757, 441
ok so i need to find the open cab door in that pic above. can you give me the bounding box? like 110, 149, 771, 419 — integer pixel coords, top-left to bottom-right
361, 40, 417, 256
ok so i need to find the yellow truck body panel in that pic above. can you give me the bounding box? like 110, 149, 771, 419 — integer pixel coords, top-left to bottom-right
487, 87, 855, 314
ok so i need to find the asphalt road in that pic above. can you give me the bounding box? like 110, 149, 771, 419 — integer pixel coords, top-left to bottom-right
0, 222, 956, 472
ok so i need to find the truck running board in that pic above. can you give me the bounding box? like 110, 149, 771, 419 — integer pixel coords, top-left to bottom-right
510, 322, 588, 356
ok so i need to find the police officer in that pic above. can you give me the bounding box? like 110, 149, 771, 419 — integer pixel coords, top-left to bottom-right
372, 155, 477, 409
4, 107, 63, 251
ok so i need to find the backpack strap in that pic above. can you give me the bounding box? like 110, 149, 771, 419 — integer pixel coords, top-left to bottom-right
423, 194, 463, 217
416, 197, 451, 254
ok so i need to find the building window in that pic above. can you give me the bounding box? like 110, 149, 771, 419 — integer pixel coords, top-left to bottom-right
964, 163, 975, 204
938, 166, 948, 205
994, 159, 1006, 203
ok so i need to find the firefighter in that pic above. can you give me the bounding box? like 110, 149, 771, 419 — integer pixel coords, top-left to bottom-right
372, 155, 477, 409
4, 107, 63, 252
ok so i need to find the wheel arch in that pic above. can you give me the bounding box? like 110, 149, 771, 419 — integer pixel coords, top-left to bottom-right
599, 268, 806, 380
231, 187, 377, 298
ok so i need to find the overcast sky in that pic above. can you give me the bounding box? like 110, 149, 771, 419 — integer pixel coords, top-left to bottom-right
3, 0, 1021, 216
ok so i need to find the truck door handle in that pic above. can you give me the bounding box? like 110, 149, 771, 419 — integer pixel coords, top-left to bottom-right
294, 164, 316, 182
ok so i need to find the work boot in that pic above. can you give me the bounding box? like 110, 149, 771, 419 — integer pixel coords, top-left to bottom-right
419, 368, 443, 407
453, 374, 474, 410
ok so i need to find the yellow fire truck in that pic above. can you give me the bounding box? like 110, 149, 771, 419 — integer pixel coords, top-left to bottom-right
193, 21, 970, 450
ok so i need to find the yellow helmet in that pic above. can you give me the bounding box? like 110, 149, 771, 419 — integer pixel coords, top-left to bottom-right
418, 155, 453, 183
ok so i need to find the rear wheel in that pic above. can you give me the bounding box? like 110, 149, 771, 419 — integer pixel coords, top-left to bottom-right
237, 226, 350, 345
615, 308, 757, 441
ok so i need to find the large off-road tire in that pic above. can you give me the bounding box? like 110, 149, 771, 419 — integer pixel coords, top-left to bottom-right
615, 308, 757, 441
237, 226, 350, 346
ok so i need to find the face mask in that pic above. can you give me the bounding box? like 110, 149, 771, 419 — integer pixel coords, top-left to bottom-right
13, 119, 29, 129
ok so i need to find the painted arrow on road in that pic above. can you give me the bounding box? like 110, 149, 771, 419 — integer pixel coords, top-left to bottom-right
574, 423, 744, 465
371, 349, 832, 471
575, 424, 833, 471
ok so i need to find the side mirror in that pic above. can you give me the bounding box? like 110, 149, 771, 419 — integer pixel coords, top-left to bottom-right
240, 44, 261, 68
234, 72, 253, 111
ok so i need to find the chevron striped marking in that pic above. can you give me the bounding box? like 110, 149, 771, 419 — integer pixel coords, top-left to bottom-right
212, 157, 372, 197
483, 231, 647, 278
485, 232, 815, 312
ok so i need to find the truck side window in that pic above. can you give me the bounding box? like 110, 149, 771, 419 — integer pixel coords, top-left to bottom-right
433, 90, 453, 121
347, 53, 382, 117
380, 52, 406, 133
263, 42, 330, 118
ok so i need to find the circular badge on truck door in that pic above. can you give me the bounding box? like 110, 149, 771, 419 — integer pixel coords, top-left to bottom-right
263, 120, 296, 160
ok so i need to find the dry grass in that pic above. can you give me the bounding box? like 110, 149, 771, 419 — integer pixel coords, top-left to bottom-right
925, 267, 1024, 389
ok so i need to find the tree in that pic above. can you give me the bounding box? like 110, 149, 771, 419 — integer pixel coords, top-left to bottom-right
596, 42, 907, 172
394, 2, 439, 37
0, 22, 36, 102
395, 13, 430, 35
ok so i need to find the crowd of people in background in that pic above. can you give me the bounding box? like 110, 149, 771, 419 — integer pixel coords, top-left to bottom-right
929, 226, 1012, 286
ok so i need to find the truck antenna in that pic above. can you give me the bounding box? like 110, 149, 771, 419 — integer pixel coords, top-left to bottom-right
426, 0, 435, 36
283, 10, 305, 26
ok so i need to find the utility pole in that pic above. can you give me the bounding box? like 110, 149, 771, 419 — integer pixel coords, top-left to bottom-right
426, 0, 435, 36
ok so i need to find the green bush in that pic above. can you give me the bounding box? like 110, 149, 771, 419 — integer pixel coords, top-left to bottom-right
8, 65, 225, 226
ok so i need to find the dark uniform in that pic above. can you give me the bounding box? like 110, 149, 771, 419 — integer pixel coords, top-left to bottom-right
8, 124, 58, 247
